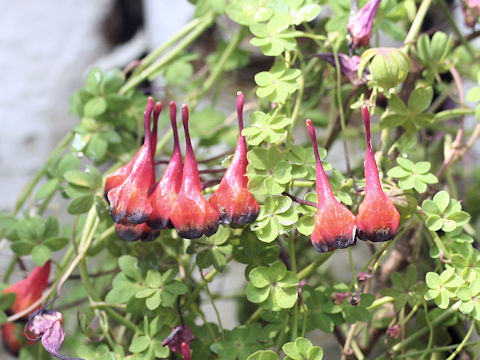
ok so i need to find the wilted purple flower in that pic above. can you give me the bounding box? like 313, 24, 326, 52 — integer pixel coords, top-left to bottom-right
357, 272, 374, 283
463, 0, 480, 27
387, 324, 400, 338
162, 325, 194, 360
313, 53, 364, 85
332, 292, 352, 305
347, 0, 381, 49
25, 308, 83, 360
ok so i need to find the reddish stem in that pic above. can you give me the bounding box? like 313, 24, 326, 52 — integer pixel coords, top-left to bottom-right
305, 119, 335, 203
170, 101, 180, 154
152, 101, 162, 155
143, 97, 155, 146
237, 91, 245, 133
361, 105, 383, 193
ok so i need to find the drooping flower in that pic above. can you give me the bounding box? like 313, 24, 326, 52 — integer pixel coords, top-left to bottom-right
25, 308, 83, 360
170, 105, 220, 239
1, 260, 51, 355
305, 119, 356, 252
162, 325, 194, 360
104, 101, 161, 197
356, 105, 400, 242
148, 101, 183, 230
347, 0, 381, 49
3, 260, 51, 315
463, 0, 480, 27
209, 92, 260, 227
107, 97, 160, 225
313, 53, 364, 85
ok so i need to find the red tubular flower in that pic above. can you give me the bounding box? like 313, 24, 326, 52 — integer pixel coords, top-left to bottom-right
209, 92, 260, 227
306, 120, 356, 252
1, 260, 51, 355
356, 106, 400, 242
148, 102, 183, 230
114, 222, 160, 242
170, 105, 220, 239
104, 101, 160, 197
2, 322, 27, 355
347, 0, 381, 49
107, 97, 160, 225
3, 260, 51, 315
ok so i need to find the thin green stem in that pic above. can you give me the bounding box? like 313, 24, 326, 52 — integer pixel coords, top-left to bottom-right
297, 253, 333, 280
366, 296, 395, 310
204, 277, 225, 337
189, 26, 247, 107
348, 247, 357, 290
288, 235, 298, 340
437, 0, 476, 58
184, 268, 219, 310
391, 304, 458, 353
120, 11, 216, 94
13, 132, 74, 215
446, 321, 476, 360
245, 307, 263, 326
420, 301, 434, 360
79, 256, 140, 333
2, 255, 19, 282
396, 340, 480, 359
133, 15, 210, 75
402, 0, 433, 53
332, 49, 353, 181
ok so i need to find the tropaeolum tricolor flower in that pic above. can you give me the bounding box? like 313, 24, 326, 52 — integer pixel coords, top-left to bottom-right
209, 92, 259, 227
1, 260, 50, 355
106, 94, 260, 241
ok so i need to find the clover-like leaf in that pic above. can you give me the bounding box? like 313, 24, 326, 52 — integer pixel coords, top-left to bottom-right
422, 191, 471, 232
255, 62, 301, 102
247, 262, 299, 310
302, 285, 342, 333
211, 323, 265, 360
247, 147, 292, 197
283, 337, 323, 360
425, 267, 465, 309
252, 196, 298, 242
242, 111, 291, 146
247, 350, 280, 360
388, 157, 437, 193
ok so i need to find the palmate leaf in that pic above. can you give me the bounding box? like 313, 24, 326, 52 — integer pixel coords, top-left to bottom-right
211, 324, 265, 360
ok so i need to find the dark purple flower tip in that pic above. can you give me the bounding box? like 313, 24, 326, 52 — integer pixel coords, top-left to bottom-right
25, 309, 84, 360
387, 324, 400, 338
162, 325, 195, 356
347, 0, 381, 49
357, 272, 374, 282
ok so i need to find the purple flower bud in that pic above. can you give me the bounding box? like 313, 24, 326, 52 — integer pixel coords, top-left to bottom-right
25, 309, 83, 360
162, 325, 195, 359
332, 292, 351, 305
357, 272, 374, 283
347, 0, 381, 49
313, 53, 364, 85
387, 324, 400, 338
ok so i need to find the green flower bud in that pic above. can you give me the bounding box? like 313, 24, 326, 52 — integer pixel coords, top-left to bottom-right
358, 48, 411, 93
